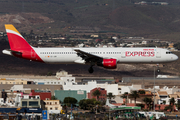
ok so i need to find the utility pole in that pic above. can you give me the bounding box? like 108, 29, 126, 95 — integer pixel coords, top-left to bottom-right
154, 66, 156, 112
109, 107, 110, 120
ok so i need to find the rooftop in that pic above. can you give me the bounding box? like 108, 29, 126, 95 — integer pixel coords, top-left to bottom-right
158, 91, 168, 96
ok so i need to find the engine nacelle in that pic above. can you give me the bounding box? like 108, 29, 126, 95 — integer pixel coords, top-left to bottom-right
97, 59, 117, 69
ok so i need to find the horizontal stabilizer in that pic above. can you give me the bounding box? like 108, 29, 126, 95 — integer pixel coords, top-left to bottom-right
2, 49, 22, 56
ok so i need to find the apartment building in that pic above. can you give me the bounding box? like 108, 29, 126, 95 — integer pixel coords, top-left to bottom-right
44, 100, 62, 114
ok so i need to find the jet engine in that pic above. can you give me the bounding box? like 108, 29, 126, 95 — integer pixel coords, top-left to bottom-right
97, 59, 117, 69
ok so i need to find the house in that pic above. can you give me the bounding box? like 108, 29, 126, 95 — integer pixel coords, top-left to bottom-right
87, 87, 107, 101
31, 90, 51, 100
127, 90, 153, 105
159, 86, 180, 94
44, 100, 62, 114
156, 91, 169, 104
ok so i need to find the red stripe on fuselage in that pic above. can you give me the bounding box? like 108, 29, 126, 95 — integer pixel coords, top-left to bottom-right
7, 33, 44, 63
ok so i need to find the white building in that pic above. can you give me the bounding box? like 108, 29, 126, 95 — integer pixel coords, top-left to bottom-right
10, 85, 31, 92
156, 86, 180, 105
141, 41, 148, 45
63, 81, 119, 95
31, 76, 76, 85
119, 84, 142, 94
159, 86, 180, 94
15, 93, 41, 107
0, 97, 16, 107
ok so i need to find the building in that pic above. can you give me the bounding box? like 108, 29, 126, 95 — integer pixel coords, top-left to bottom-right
0, 90, 16, 107
55, 90, 86, 103
63, 81, 119, 95
31, 90, 51, 100
2, 84, 63, 95
15, 94, 43, 115
0, 79, 27, 85
56, 70, 72, 78
141, 41, 148, 45
44, 100, 62, 114
127, 90, 153, 105
90, 34, 99, 38
10, 85, 31, 92
20, 95, 41, 108
156, 91, 169, 104
88, 87, 107, 101
119, 84, 143, 94
75, 76, 114, 83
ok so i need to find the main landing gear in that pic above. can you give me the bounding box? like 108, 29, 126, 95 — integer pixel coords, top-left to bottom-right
88, 66, 94, 73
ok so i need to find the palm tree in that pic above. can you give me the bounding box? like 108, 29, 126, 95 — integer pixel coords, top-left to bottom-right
51, 95, 57, 100
169, 97, 175, 112
129, 91, 139, 106
148, 98, 153, 110
121, 93, 128, 105
107, 92, 115, 102
143, 97, 149, 109
142, 97, 152, 110
138, 90, 145, 94
158, 105, 161, 111
92, 89, 101, 101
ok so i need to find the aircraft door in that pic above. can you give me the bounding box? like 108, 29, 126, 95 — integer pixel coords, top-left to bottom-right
156, 49, 161, 58
121, 50, 126, 58
31, 49, 36, 58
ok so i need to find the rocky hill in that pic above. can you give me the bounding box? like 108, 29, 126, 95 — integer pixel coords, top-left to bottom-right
0, 0, 180, 40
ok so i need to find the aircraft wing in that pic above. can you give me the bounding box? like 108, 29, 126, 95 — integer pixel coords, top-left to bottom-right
74, 49, 103, 63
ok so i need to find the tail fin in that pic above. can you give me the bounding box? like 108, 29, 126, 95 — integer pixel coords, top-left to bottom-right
5, 24, 32, 51
4, 24, 44, 62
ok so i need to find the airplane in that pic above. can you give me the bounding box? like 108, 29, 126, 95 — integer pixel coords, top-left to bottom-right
2, 24, 178, 73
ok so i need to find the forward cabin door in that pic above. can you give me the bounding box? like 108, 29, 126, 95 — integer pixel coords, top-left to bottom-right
156, 49, 161, 58
121, 50, 126, 58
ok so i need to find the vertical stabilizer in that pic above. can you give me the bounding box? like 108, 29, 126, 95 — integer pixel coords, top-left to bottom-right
5, 24, 32, 51
4, 24, 43, 62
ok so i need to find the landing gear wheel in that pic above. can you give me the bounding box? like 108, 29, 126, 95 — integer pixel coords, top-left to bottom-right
88, 67, 94, 73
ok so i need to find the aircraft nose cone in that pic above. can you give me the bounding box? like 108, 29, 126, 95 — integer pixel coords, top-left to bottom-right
175, 55, 179, 61
173, 54, 178, 61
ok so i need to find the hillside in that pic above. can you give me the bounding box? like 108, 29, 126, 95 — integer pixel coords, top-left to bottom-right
0, 0, 180, 40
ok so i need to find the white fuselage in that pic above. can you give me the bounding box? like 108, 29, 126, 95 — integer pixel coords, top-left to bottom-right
33, 47, 178, 64
4, 24, 178, 72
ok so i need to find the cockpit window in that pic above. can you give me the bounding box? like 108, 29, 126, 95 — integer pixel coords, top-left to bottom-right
166, 52, 172, 54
